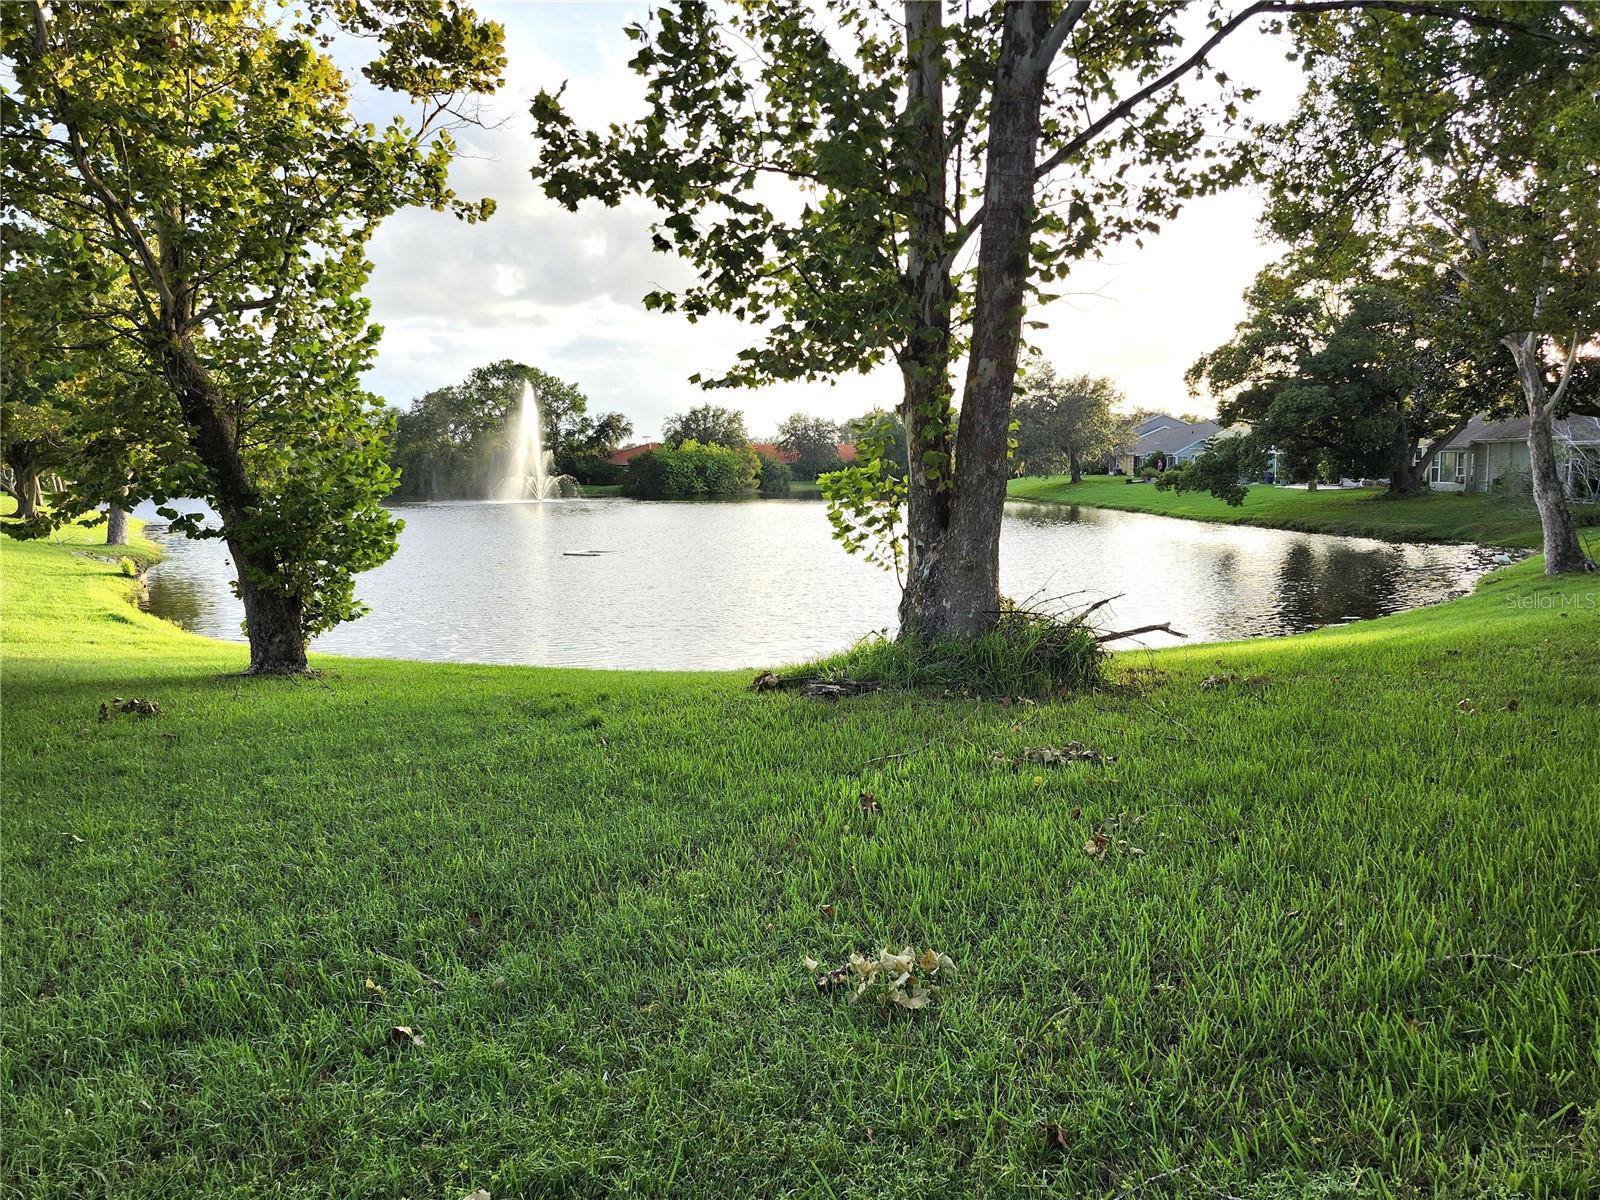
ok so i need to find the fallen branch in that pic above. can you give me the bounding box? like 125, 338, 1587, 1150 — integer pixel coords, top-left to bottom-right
1095, 622, 1188, 644
1429, 947, 1600, 974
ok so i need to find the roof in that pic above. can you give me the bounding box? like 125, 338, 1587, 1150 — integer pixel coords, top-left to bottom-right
1134, 420, 1222, 456
605, 441, 661, 465
750, 442, 859, 464
749, 442, 799, 464
1439, 414, 1600, 449
1132, 414, 1180, 436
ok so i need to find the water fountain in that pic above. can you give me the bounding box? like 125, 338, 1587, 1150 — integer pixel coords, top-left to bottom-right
497, 381, 580, 500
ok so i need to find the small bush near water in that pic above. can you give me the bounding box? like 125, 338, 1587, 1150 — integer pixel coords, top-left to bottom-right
810, 604, 1107, 697
622, 440, 759, 499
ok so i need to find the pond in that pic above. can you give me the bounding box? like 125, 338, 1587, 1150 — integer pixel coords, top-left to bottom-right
139, 498, 1501, 671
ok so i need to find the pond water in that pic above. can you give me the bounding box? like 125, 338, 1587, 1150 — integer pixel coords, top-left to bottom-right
139, 498, 1500, 671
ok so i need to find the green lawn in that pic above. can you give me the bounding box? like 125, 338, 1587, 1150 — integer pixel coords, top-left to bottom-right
3, 528, 1599, 1198
1006, 474, 1600, 550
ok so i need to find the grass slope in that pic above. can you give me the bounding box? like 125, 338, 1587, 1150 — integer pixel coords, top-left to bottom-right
1006, 474, 1600, 550
3, 533, 1599, 1198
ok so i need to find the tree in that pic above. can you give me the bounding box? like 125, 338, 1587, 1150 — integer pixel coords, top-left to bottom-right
388, 360, 610, 499
533, 0, 1513, 639
1181, 257, 1511, 501
0, 251, 172, 540
555, 411, 634, 484
1011, 365, 1127, 483
845, 409, 910, 478
661, 404, 749, 449
2, 1, 509, 670
776, 413, 842, 480
1266, 2, 1600, 571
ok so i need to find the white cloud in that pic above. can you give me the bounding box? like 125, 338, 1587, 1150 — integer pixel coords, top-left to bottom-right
353, 3, 1306, 435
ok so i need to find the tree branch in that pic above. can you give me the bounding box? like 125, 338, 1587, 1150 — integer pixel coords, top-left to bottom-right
29, 1, 176, 316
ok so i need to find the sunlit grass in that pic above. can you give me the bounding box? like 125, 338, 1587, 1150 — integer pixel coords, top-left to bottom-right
1006, 473, 1600, 550
3, 527, 1598, 1197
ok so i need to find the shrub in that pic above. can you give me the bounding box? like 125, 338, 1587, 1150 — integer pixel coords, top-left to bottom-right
757, 454, 791, 497
119, 556, 139, 578
805, 603, 1106, 697
622, 441, 759, 499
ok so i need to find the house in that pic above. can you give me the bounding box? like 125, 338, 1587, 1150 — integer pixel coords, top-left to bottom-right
606, 442, 662, 466
749, 442, 859, 464
1427, 415, 1600, 497
1115, 418, 1222, 476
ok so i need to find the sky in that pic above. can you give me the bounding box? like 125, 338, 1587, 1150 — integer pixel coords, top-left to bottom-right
352, 3, 1307, 440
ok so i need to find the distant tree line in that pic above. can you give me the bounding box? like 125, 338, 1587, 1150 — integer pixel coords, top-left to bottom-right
386, 360, 632, 500
622, 403, 900, 500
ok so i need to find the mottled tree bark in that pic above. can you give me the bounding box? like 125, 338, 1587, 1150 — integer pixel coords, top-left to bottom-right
1506, 334, 1594, 574
896, 0, 956, 636
916, 1, 1053, 637
105, 502, 129, 545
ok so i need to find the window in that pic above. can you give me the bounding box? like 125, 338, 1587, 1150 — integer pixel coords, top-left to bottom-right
1429, 450, 1466, 485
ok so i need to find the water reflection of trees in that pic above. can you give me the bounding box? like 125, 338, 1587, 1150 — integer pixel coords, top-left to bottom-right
1273, 542, 1409, 632
142, 574, 212, 631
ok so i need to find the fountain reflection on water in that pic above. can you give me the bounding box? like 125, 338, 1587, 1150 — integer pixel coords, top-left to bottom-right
497, 381, 579, 500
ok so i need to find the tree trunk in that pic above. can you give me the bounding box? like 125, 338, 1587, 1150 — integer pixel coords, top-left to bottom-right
1507, 334, 1595, 575
1391, 418, 1469, 497
1386, 405, 1426, 495
156, 333, 310, 671
896, 0, 957, 637
13, 467, 42, 519
1069, 449, 1082, 485
106, 503, 129, 545
919, 0, 1052, 637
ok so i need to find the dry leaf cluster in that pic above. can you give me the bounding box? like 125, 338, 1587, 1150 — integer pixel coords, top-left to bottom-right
98, 697, 162, 720
805, 946, 954, 1011
1020, 742, 1114, 766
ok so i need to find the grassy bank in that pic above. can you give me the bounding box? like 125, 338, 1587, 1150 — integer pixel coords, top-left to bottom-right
1006, 474, 1600, 549
3, 531, 1598, 1198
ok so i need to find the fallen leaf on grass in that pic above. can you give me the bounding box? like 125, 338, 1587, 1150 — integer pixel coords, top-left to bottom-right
387, 1025, 425, 1049
364, 977, 385, 998
1457, 698, 1477, 714
1084, 833, 1111, 858
819, 903, 835, 920
858, 791, 882, 816
62, 832, 85, 845
491, 976, 508, 992
462, 1190, 492, 1200
806, 946, 953, 1009
1022, 742, 1115, 766
1200, 674, 1233, 691
98, 697, 162, 721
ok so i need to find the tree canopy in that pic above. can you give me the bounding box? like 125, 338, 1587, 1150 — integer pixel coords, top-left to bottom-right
388, 360, 625, 500
1264, 1, 1600, 568
1, 0, 508, 668
1011, 366, 1127, 483
662, 404, 749, 449
776, 413, 843, 481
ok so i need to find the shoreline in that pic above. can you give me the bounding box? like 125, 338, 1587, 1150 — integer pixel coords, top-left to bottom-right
1005, 473, 1599, 551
